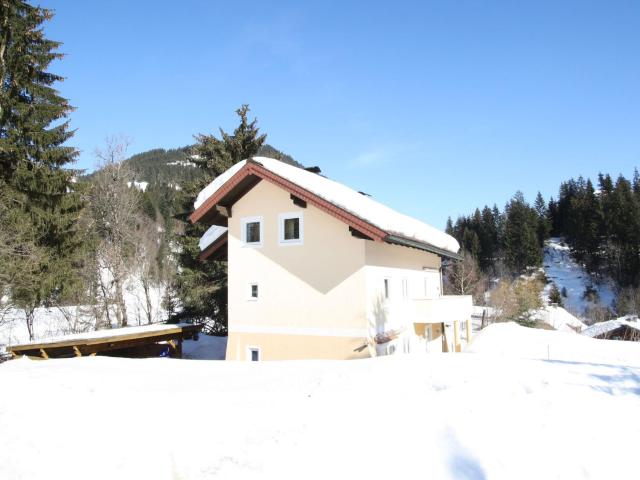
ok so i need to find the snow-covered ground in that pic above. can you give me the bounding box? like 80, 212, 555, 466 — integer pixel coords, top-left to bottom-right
1, 323, 638, 480
469, 321, 640, 366
543, 237, 616, 317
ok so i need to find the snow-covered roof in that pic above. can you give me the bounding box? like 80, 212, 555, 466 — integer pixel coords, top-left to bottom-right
194, 157, 460, 255
11, 323, 193, 348
199, 225, 228, 252
581, 316, 640, 338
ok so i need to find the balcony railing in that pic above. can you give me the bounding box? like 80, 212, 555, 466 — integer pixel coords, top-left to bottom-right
412, 295, 473, 325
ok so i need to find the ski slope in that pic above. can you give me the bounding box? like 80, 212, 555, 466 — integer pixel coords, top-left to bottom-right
543, 237, 616, 317
1, 323, 638, 480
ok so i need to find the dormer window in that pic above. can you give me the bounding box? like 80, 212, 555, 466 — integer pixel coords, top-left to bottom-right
279, 212, 303, 245
241, 216, 263, 247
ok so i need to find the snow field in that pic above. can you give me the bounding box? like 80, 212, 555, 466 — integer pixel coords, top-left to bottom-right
1, 323, 639, 480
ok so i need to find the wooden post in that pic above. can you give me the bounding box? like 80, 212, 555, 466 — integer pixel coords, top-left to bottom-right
39, 348, 49, 359
453, 320, 460, 353
73, 346, 82, 357
441, 322, 448, 353
466, 319, 472, 344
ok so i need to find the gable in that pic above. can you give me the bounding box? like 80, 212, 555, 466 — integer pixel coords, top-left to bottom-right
192, 158, 462, 261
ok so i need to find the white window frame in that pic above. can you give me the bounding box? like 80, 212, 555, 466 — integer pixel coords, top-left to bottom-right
278, 212, 304, 246
247, 282, 259, 301
402, 277, 409, 300
241, 216, 263, 247
246, 346, 261, 361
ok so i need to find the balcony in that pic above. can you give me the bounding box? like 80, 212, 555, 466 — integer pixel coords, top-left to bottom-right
412, 295, 473, 325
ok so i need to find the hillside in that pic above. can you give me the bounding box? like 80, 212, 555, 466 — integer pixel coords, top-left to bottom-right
121, 143, 301, 189
1, 324, 639, 479
543, 237, 616, 319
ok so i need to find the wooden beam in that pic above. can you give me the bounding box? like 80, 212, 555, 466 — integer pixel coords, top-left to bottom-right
290, 194, 307, 208
349, 226, 373, 240
215, 205, 232, 218
73, 346, 82, 357
453, 320, 460, 353
39, 348, 49, 360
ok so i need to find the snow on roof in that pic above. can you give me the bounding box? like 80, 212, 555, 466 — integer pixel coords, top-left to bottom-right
581, 316, 640, 338
199, 225, 228, 252
194, 157, 460, 254
532, 305, 586, 333
12, 323, 192, 348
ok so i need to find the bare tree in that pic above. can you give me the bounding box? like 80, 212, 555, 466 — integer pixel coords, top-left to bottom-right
136, 218, 163, 324
489, 277, 544, 327
444, 251, 486, 303
90, 136, 139, 327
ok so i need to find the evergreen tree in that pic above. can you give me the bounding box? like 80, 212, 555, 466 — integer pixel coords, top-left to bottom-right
172, 106, 266, 332
445, 217, 453, 235
533, 191, 550, 247
504, 192, 542, 272
0, 1, 83, 337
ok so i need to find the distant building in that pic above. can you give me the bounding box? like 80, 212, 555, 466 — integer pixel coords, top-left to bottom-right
582, 316, 640, 341
191, 157, 472, 360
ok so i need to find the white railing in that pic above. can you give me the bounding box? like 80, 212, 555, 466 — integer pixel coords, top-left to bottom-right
412, 295, 473, 324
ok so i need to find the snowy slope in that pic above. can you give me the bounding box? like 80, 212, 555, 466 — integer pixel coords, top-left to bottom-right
468, 321, 640, 365
1, 325, 640, 480
543, 237, 616, 317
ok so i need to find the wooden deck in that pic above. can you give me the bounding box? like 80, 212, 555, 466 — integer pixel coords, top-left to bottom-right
7, 323, 202, 360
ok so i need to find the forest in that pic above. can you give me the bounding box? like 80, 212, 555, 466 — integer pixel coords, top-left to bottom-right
446, 170, 640, 318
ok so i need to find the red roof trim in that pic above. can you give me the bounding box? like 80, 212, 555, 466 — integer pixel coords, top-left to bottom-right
198, 232, 228, 261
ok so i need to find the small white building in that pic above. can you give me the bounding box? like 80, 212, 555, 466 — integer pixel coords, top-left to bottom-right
191, 157, 472, 360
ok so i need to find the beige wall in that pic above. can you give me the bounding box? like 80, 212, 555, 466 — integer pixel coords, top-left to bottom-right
364, 241, 440, 270
228, 332, 369, 361
363, 241, 443, 336
227, 180, 369, 360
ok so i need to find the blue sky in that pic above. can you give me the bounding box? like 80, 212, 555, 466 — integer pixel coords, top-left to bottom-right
41, 0, 640, 228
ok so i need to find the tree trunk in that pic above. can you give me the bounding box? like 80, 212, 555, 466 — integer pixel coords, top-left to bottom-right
98, 275, 112, 328
114, 275, 128, 327
142, 279, 153, 324
25, 307, 35, 341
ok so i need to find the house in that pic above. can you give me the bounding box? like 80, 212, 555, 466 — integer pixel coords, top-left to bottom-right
582, 316, 640, 341
190, 157, 473, 360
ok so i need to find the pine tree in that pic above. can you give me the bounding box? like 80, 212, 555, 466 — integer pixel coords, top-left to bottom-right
445, 217, 454, 235
504, 192, 542, 273
1, 1, 83, 338
172, 106, 266, 332
534, 191, 550, 247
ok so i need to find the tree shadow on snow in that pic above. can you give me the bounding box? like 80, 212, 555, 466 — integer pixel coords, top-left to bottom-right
445, 429, 487, 480
543, 359, 640, 396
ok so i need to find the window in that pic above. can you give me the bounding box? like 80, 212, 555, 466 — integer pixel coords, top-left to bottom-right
247, 346, 261, 361
241, 216, 263, 246
278, 212, 303, 245
383, 278, 390, 299
246, 222, 260, 243
248, 283, 259, 301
